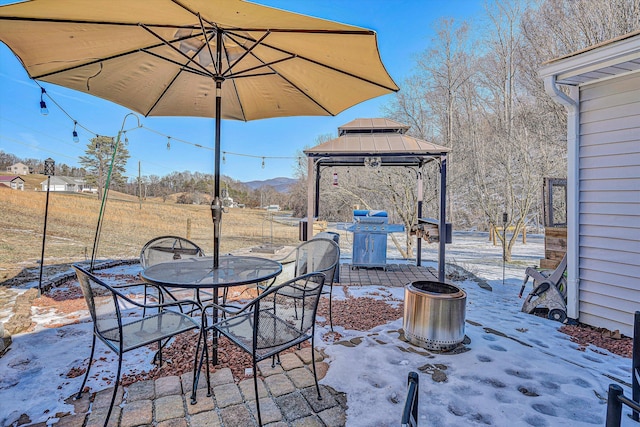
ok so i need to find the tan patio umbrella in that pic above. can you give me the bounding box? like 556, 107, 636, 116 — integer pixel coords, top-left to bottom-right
0, 0, 398, 267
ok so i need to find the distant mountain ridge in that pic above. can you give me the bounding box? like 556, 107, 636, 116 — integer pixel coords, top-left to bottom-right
242, 177, 297, 193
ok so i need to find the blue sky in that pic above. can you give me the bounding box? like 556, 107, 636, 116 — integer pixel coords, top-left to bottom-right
0, 1, 484, 182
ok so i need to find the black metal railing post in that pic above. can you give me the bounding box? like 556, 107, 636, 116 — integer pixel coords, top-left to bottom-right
606, 384, 623, 427
633, 311, 639, 421
401, 371, 419, 427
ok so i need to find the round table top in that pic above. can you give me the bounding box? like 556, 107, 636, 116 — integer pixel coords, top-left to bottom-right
140, 255, 282, 288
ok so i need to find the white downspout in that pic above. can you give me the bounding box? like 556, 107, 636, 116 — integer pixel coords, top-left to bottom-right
543, 75, 580, 321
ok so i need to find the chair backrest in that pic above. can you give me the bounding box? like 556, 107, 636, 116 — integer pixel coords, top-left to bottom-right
73, 264, 122, 350
294, 238, 340, 285
256, 272, 326, 349
140, 235, 204, 269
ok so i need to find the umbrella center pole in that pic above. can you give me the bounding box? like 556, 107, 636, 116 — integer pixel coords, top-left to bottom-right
211, 196, 223, 268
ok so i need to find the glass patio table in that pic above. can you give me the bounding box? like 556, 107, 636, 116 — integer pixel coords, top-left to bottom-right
140, 255, 282, 402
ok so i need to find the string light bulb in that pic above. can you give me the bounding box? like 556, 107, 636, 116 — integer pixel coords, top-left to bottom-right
39, 88, 49, 115
166, 136, 171, 150
72, 121, 79, 142
261, 157, 265, 169
222, 152, 226, 164
124, 131, 128, 143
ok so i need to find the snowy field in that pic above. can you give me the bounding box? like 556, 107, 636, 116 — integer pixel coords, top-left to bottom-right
0, 232, 637, 426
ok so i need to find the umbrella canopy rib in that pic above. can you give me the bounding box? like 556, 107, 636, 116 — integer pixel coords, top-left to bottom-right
140, 24, 216, 77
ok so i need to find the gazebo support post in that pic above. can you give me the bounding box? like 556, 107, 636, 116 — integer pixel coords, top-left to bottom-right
438, 157, 447, 282
305, 157, 315, 241
416, 171, 423, 266
314, 162, 322, 218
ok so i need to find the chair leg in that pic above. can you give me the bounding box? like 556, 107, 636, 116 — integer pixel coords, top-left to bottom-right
76, 333, 97, 399
311, 333, 322, 401
191, 327, 211, 404
253, 359, 263, 426
328, 285, 334, 332
104, 351, 123, 427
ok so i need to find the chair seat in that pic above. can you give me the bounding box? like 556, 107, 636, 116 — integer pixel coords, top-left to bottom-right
214, 308, 311, 361
101, 310, 198, 353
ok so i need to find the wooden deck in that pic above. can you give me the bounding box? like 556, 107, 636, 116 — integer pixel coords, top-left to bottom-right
336, 262, 438, 287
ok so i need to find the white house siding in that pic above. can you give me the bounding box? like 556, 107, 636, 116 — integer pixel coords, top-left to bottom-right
578, 71, 640, 337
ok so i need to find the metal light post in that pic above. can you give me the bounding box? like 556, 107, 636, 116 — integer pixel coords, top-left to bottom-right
502, 212, 508, 286
38, 157, 55, 295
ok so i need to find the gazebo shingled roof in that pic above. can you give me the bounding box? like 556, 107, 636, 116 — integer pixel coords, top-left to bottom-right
304, 118, 449, 166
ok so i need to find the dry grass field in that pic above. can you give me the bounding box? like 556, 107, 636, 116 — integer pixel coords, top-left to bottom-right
0, 177, 299, 282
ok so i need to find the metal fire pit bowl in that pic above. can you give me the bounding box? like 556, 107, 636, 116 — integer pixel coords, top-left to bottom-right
403, 281, 467, 351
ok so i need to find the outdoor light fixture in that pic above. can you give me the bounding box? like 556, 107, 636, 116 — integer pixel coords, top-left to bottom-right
364, 156, 382, 169
72, 121, 79, 143
39, 87, 49, 115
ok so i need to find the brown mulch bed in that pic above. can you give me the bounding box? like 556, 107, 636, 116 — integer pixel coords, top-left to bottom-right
559, 324, 633, 358
120, 296, 403, 386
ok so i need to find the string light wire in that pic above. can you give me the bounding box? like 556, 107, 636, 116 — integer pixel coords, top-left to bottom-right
32, 81, 301, 167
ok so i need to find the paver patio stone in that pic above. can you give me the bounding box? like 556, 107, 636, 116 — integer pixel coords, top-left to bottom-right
180, 371, 207, 393
154, 395, 184, 422
274, 392, 313, 421
209, 367, 234, 386
53, 413, 87, 427
85, 405, 120, 427
185, 394, 215, 415
239, 377, 268, 400
287, 367, 316, 388
188, 410, 222, 427
157, 418, 187, 427
212, 383, 243, 408
127, 380, 155, 402
92, 387, 124, 411
301, 386, 338, 412
317, 406, 347, 427
219, 403, 255, 426
264, 373, 296, 397
247, 397, 284, 425
295, 347, 323, 364
314, 361, 329, 380
257, 359, 284, 377
155, 376, 182, 398
278, 352, 304, 370
290, 415, 324, 427
120, 399, 153, 427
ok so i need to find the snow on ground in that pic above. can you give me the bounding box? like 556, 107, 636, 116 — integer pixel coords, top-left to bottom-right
0, 232, 637, 426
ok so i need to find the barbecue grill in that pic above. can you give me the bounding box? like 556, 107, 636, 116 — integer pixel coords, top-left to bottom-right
346, 210, 404, 269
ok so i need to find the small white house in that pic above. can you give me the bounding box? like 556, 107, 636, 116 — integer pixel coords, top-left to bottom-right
7, 162, 30, 175
539, 31, 640, 337
0, 175, 25, 190
40, 176, 96, 193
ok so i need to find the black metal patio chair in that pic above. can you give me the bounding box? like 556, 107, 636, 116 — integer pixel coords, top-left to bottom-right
73, 264, 200, 427
259, 238, 340, 330
199, 271, 326, 426
140, 235, 206, 306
